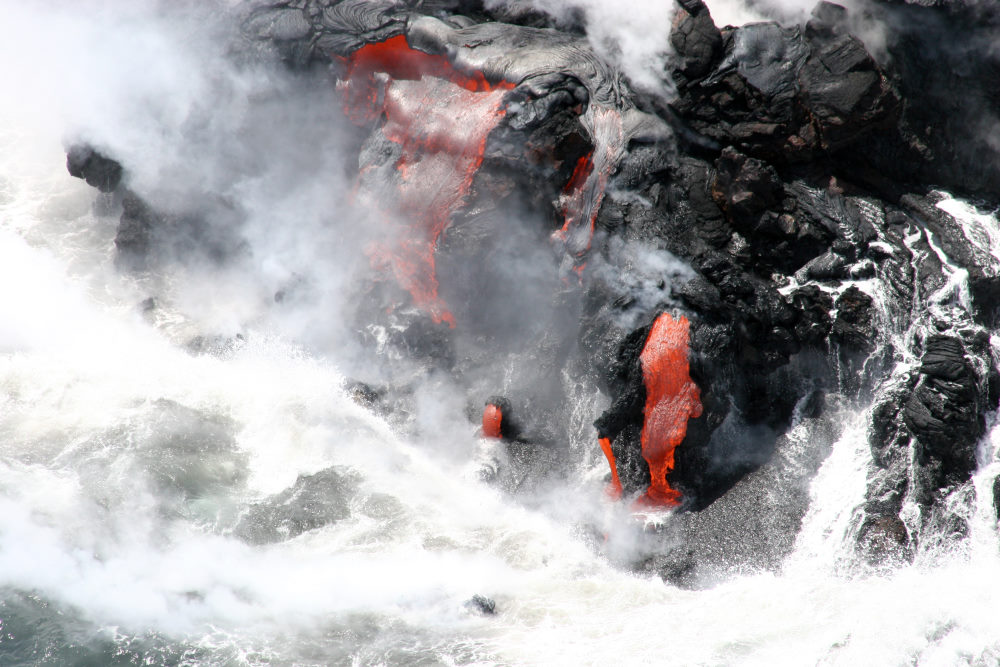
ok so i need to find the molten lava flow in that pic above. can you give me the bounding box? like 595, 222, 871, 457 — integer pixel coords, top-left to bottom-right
554, 107, 625, 270
636, 313, 702, 507
339, 36, 514, 327
483, 403, 503, 439
598, 436, 623, 499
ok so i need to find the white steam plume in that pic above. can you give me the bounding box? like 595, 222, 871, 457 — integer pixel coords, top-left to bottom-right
487, 0, 679, 96
0, 0, 385, 366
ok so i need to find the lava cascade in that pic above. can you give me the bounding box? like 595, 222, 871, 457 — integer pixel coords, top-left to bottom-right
636, 313, 702, 507
598, 436, 623, 499
339, 36, 514, 326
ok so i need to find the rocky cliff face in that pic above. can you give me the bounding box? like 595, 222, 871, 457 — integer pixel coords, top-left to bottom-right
69, 0, 1000, 586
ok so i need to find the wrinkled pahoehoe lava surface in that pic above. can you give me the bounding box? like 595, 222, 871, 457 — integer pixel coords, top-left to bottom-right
70, 0, 1000, 586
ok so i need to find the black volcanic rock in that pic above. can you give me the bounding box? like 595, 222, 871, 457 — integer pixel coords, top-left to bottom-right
670, 3, 896, 168
868, 0, 1000, 202
798, 28, 898, 150
993, 475, 1000, 521
234, 467, 359, 545
867, 329, 990, 547
66, 144, 123, 192
670, 0, 723, 82
905, 336, 983, 500
711, 148, 783, 223
464, 594, 496, 616
830, 285, 875, 352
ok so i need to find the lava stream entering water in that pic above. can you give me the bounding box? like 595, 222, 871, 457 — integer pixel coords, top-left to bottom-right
598, 436, 623, 499
636, 313, 702, 507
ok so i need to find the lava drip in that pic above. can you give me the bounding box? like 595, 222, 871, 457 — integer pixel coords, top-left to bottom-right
636, 313, 702, 508
554, 107, 625, 274
339, 36, 514, 327
598, 436, 623, 499
482, 403, 503, 439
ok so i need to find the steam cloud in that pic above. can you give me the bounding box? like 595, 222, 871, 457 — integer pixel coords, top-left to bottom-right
486, 0, 678, 95
1, 0, 394, 364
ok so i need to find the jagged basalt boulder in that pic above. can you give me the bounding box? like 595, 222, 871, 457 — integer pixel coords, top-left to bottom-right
669, 1, 896, 168
865, 330, 990, 554
234, 467, 360, 544
799, 12, 899, 150
66, 144, 123, 192
711, 148, 783, 223
905, 336, 983, 500
670, 0, 723, 83
830, 285, 875, 351
464, 594, 497, 616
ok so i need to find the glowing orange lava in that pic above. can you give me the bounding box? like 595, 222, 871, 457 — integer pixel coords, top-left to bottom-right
483, 403, 503, 439
339, 36, 514, 327
635, 313, 702, 507
598, 436, 623, 499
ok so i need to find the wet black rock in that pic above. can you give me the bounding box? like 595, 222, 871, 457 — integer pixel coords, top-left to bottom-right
905, 336, 984, 501
857, 515, 913, 566
346, 381, 386, 411
830, 286, 875, 352
66, 144, 123, 192
866, 330, 989, 545
901, 194, 1000, 325
993, 475, 1000, 521
234, 467, 359, 544
464, 594, 496, 616
790, 286, 833, 345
